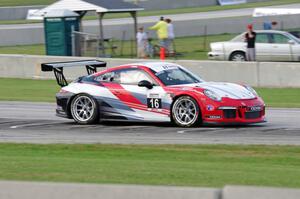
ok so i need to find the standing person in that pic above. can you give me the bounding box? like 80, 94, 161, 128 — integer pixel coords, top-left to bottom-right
245, 24, 256, 61
165, 18, 175, 54
263, 22, 272, 30
136, 27, 148, 58
149, 16, 168, 49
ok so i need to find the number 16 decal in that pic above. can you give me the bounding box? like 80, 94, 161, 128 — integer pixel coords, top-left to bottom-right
147, 98, 162, 109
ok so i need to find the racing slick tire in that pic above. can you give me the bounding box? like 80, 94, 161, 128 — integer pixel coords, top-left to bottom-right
70, 94, 99, 124
171, 96, 201, 127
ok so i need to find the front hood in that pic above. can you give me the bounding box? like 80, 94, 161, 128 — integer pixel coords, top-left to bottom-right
210, 42, 224, 50
179, 82, 256, 100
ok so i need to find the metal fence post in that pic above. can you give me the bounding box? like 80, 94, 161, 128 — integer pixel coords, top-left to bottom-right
71, 27, 75, 56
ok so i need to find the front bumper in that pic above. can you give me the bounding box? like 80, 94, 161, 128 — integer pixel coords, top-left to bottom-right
203, 119, 267, 126
208, 51, 225, 60
202, 98, 266, 124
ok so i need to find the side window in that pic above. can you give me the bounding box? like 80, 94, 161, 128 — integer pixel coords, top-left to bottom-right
118, 69, 156, 85
256, 33, 271, 43
94, 72, 115, 82
272, 34, 290, 44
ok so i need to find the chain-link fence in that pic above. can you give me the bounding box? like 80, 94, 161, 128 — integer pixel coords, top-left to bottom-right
72, 30, 188, 60
72, 31, 120, 58
70, 24, 300, 61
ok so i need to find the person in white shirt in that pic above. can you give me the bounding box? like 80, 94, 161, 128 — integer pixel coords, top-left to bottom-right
136, 27, 148, 58
165, 18, 175, 54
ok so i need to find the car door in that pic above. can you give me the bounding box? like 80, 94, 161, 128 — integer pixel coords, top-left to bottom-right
290, 43, 300, 61
100, 68, 171, 122
255, 33, 273, 61
268, 33, 293, 61
287, 37, 300, 61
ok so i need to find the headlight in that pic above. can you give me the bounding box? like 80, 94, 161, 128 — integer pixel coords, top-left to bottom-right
204, 89, 222, 102
244, 85, 258, 96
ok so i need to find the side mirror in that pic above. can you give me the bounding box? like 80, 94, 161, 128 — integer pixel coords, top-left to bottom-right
138, 80, 153, 89
288, 40, 296, 45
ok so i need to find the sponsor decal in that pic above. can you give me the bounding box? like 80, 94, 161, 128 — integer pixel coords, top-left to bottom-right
247, 106, 262, 112
208, 115, 222, 119
154, 65, 179, 74
207, 105, 215, 111
161, 65, 178, 70
218, 0, 247, 6
180, 87, 190, 91
148, 93, 159, 98
147, 98, 162, 109
166, 93, 175, 99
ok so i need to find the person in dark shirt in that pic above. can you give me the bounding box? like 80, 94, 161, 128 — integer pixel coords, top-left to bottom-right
245, 24, 256, 61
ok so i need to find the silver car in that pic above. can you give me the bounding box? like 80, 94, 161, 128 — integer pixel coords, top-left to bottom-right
208, 30, 300, 61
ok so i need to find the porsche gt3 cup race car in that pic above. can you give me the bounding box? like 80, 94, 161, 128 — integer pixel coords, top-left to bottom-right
42, 60, 266, 127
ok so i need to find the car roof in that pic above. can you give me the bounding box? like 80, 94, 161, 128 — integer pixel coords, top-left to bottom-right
120, 62, 183, 73
229, 30, 293, 42
245, 30, 290, 34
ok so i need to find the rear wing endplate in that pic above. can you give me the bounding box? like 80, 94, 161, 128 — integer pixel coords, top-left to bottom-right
41, 60, 106, 87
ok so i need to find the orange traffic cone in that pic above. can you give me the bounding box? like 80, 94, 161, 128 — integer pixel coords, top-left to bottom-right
160, 47, 165, 61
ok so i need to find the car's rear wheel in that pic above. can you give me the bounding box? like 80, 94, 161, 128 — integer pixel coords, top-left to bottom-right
70, 94, 99, 124
171, 96, 201, 127
229, 51, 246, 61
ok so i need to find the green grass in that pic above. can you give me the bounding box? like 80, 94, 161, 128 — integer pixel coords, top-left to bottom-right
1, 0, 300, 25
0, 34, 235, 60
172, 34, 234, 60
0, 0, 55, 7
0, 143, 299, 188
256, 88, 300, 108
0, 78, 299, 108
109, 35, 233, 60
0, 19, 40, 25
0, 78, 59, 102
0, 44, 45, 55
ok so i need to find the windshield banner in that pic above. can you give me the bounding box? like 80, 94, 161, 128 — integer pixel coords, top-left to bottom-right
218, 0, 247, 6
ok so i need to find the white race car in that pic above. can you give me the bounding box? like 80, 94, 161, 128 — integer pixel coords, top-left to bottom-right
42, 60, 266, 127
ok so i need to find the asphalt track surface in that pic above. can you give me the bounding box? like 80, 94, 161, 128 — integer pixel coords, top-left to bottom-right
0, 101, 300, 145
0, 3, 299, 30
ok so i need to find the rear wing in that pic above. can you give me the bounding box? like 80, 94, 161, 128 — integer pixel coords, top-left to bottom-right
41, 60, 106, 87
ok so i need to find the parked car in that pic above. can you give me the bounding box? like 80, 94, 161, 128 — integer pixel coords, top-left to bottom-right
41, 60, 265, 127
208, 30, 300, 61
289, 31, 300, 39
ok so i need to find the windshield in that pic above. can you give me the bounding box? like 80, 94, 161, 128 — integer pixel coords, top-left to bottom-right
286, 32, 300, 44
231, 34, 244, 42
154, 68, 203, 86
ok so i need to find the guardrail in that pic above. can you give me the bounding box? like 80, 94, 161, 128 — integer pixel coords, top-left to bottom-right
0, 181, 299, 199
0, 54, 300, 87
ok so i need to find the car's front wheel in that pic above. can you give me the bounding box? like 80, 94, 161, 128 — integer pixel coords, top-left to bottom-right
229, 51, 246, 61
70, 94, 99, 124
171, 96, 201, 127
